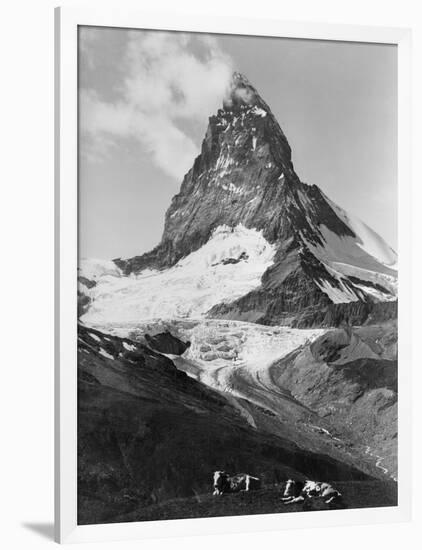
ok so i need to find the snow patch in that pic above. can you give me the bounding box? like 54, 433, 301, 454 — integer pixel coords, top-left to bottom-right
330, 262, 397, 298
122, 341, 136, 352
314, 278, 360, 304
222, 182, 243, 195
251, 106, 267, 117
99, 348, 114, 360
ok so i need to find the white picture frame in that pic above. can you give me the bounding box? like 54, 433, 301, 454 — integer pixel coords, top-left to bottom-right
55, 6, 412, 544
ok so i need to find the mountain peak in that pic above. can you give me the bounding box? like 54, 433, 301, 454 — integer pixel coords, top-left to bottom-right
109, 72, 397, 325
223, 71, 265, 111
231, 71, 249, 84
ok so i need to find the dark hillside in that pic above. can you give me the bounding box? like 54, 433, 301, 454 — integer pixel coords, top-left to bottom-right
77, 325, 372, 525
113, 481, 397, 524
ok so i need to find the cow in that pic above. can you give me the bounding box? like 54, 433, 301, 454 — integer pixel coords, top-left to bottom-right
213, 471, 260, 495
281, 479, 342, 505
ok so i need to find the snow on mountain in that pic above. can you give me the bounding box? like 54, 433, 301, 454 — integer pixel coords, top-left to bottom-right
304, 238, 397, 305
298, 201, 397, 305
81, 72, 397, 327
78, 258, 122, 280
81, 224, 275, 325
179, 320, 323, 395
324, 196, 397, 269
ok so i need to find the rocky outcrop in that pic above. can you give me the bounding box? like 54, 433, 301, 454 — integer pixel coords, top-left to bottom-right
78, 276, 96, 317
145, 331, 190, 355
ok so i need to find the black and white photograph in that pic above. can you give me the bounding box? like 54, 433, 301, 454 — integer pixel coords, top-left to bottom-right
77, 26, 398, 526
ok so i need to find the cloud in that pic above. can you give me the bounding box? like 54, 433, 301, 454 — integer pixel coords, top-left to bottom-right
79, 29, 233, 179
78, 27, 99, 69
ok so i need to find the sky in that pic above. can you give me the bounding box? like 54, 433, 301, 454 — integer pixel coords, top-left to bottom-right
78, 27, 397, 260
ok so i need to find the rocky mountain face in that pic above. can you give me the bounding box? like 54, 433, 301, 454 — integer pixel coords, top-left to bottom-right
112, 73, 397, 327
116, 73, 349, 269
144, 331, 190, 355
270, 321, 398, 479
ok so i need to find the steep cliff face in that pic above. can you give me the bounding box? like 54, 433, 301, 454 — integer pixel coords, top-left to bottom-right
85, 72, 396, 327
116, 73, 355, 272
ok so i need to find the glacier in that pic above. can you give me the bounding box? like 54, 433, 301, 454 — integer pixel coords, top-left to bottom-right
80, 224, 276, 325
86, 317, 324, 417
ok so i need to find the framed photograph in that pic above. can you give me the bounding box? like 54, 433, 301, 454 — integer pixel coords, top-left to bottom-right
55, 6, 412, 544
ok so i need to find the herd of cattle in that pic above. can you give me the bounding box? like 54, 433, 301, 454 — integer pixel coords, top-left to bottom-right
213, 471, 342, 507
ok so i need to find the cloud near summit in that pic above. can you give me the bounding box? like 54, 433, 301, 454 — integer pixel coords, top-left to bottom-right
79, 29, 233, 180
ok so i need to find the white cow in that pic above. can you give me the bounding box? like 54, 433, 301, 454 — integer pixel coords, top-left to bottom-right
213, 471, 260, 495
282, 479, 341, 505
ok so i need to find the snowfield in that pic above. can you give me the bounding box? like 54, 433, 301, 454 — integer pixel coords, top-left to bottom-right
324, 196, 397, 269
80, 224, 275, 325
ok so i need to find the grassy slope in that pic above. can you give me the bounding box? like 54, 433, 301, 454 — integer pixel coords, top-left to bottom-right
77, 325, 373, 525
113, 481, 397, 524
